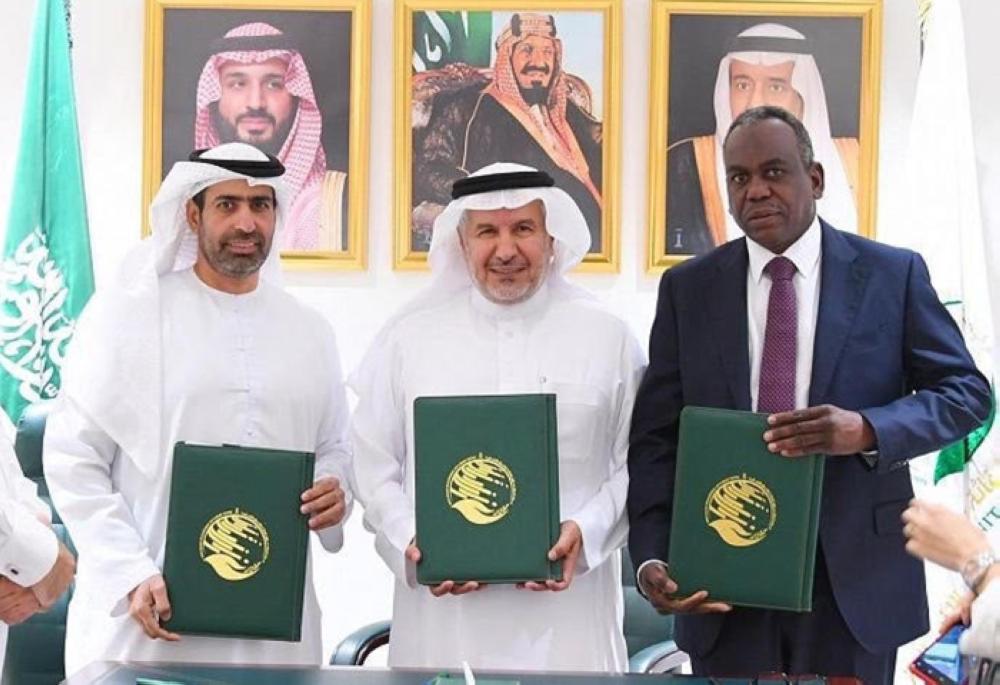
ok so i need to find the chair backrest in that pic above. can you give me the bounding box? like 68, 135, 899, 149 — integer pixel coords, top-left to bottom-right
621, 547, 674, 658
3, 401, 71, 685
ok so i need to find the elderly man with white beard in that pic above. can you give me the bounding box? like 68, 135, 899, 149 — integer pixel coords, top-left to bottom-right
43, 143, 352, 674
350, 163, 644, 672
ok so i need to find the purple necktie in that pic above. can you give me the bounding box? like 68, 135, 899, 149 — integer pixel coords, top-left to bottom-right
757, 256, 798, 413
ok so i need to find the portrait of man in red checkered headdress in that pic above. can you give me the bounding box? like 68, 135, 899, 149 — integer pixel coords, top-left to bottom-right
194, 21, 349, 252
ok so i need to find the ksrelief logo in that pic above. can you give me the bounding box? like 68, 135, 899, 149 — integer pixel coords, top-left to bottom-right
704, 474, 777, 547
199, 508, 270, 581
446, 452, 517, 525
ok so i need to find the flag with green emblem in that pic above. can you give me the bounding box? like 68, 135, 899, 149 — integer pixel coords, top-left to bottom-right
0, 0, 94, 426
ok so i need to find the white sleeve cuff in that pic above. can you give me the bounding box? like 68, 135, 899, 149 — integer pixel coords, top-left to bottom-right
0, 509, 58, 587
314, 523, 345, 553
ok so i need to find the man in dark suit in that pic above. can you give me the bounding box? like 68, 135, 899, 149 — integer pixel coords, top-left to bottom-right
627, 105, 991, 684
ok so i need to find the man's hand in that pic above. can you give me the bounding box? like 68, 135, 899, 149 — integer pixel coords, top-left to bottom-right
405, 542, 484, 597
638, 561, 732, 615
902, 499, 991, 573
30, 542, 75, 609
520, 520, 582, 592
0, 577, 42, 625
762, 405, 875, 457
128, 574, 180, 641
300, 477, 347, 531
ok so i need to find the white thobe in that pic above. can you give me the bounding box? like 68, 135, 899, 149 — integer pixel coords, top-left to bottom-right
0, 438, 58, 673
44, 269, 352, 675
351, 284, 645, 672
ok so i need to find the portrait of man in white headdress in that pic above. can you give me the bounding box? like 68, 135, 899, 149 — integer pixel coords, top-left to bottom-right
663, 17, 864, 256
155, 10, 355, 254
406, 10, 607, 258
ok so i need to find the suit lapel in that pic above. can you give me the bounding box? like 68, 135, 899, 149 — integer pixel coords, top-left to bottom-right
810, 222, 869, 404
707, 241, 752, 410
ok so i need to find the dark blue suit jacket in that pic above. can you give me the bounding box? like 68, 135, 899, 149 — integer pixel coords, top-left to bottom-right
627, 221, 991, 656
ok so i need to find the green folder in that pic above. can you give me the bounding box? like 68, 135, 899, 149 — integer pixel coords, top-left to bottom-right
667, 406, 825, 611
414, 394, 561, 585
162, 442, 315, 639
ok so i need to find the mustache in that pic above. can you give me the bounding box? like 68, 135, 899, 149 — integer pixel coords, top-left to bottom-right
236, 108, 277, 127
223, 232, 264, 247
520, 65, 551, 76
487, 256, 529, 271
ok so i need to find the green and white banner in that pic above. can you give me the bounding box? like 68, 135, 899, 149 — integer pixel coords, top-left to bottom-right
0, 0, 94, 429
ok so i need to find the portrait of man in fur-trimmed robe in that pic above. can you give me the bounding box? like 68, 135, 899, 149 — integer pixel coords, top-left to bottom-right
410, 11, 604, 253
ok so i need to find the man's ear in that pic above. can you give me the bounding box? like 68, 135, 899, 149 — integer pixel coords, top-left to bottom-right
809, 161, 826, 200
185, 199, 201, 232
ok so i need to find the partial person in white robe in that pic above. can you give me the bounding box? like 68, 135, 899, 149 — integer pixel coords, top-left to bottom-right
350, 163, 645, 672
43, 144, 353, 675
0, 436, 75, 673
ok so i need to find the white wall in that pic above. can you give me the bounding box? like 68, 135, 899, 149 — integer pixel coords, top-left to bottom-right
0, 0, 930, 663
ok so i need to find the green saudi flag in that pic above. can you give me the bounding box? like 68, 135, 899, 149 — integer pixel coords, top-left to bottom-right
413, 11, 492, 71
0, 0, 94, 426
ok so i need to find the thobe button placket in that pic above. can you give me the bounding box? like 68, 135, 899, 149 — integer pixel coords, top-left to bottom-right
497, 321, 526, 392
229, 302, 257, 442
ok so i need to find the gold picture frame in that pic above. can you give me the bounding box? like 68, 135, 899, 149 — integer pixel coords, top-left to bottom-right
394, 0, 622, 272
143, 0, 370, 270
646, 0, 882, 272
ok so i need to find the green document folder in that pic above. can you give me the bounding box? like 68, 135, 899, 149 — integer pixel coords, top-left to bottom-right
414, 394, 561, 585
667, 407, 825, 611
162, 442, 315, 639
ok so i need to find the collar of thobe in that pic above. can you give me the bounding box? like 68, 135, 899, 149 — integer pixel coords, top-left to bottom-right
185, 267, 265, 307
746, 215, 822, 284
469, 279, 552, 321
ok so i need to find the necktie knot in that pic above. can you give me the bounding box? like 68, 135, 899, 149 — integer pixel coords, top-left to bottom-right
765, 256, 797, 282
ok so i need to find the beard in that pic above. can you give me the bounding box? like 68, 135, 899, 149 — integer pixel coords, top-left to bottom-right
198, 227, 272, 279
471, 254, 549, 305
209, 99, 299, 157
515, 61, 552, 106
518, 82, 550, 107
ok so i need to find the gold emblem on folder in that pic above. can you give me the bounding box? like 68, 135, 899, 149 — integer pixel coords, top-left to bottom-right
446, 452, 517, 525
198, 508, 271, 581
704, 474, 777, 547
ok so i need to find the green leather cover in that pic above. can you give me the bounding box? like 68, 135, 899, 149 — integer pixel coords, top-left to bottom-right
162, 442, 315, 639
414, 394, 560, 584
668, 407, 825, 611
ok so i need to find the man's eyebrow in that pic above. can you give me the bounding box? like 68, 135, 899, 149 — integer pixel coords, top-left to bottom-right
211, 194, 273, 203
220, 70, 286, 80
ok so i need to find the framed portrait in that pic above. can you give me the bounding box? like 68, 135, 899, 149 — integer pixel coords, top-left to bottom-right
143, 0, 370, 270
646, 0, 882, 271
394, 0, 622, 271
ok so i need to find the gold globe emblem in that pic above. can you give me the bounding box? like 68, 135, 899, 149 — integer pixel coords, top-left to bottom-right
446, 453, 517, 525
198, 508, 270, 581
704, 474, 777, 547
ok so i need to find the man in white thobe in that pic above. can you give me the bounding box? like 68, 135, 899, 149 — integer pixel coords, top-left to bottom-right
350, 163, 644, 672
43, 144, 352, 674
0, 436, 75, 673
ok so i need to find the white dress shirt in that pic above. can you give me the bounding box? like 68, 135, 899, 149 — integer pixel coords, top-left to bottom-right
746, 216, 823, 411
